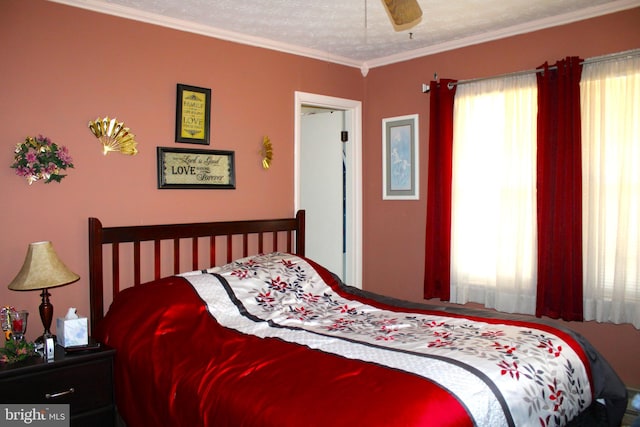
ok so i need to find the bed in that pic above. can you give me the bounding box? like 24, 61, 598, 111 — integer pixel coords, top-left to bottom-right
88, 210, 627, 427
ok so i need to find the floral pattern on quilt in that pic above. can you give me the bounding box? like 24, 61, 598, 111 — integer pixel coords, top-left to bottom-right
210, 253, 591, 427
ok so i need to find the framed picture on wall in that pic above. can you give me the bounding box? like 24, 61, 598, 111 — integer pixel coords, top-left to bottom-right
157, 147, 235, 189
382, 114, 419, 200
175, 84, 211, 145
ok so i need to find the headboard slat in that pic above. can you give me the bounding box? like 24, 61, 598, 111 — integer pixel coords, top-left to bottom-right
88, 211, 305, 334
192, 237, 199, 271
112, 243, 120, 298
154, 239, 161, 280
173, 239, 180, 275
133, 241, 141, 286
243, 234, 249, 258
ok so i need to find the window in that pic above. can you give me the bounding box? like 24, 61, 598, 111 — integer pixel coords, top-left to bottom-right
447, 53, 640, 327
450, 75, 538, 315
581, 55, 640, 327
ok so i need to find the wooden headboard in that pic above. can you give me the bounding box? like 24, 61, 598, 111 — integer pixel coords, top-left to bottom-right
88, 210, 305, 333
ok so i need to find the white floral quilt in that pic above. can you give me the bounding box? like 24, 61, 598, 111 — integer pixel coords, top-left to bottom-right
181, 252, 592, 427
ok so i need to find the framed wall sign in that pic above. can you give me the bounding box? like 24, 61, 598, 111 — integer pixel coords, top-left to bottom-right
157, 147, 235, 189
175, 84, 211, 145
382, 114, 419, 200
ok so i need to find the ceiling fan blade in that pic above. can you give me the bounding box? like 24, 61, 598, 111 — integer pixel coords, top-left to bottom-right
383, 0, 423, 26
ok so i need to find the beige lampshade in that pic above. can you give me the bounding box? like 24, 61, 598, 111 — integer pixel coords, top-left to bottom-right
383, 0, 423, 26
8, 241, 80, 291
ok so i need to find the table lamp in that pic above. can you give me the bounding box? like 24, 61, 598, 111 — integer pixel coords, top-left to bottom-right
8, 241, 80, 343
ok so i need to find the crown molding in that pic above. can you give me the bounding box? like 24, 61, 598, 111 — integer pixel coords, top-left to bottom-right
49, 0, 640, 73
363, 0, 640, 69
47, 0, 363, 68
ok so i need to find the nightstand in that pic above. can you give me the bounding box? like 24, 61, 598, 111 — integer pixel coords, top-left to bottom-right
0, 343, 115, 427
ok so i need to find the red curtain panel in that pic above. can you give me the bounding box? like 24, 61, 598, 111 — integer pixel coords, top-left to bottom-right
535, 57, 584, 321
424, 79, 456, 300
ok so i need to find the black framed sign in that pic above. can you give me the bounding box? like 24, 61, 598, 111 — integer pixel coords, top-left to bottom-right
175, 84, 211, 145
157, 147, 235, 189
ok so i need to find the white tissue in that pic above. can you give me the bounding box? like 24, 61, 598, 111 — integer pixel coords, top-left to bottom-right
65, 307, 79, 319
57, 308, 88, 347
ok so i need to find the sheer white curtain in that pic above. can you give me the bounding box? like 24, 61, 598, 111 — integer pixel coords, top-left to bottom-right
580, 54, 640, 328
450, 75, 538, 314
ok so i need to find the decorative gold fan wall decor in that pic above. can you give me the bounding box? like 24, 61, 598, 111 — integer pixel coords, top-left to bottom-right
88, 117, 138, 156
261, 136, 273, 169
383, 0, 422, 29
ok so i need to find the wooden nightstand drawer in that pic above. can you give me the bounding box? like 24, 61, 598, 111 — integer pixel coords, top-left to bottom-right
0, 344, 116, 427
1, 357, 113, 413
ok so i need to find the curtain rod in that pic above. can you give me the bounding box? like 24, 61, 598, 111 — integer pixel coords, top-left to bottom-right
421, 48, 640, 93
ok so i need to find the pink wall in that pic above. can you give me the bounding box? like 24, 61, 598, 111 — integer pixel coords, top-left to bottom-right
1, 0, 638, 388
363, 9, 640, 387
0, 0, 362, 338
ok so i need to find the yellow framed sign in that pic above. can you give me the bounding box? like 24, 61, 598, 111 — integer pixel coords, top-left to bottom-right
157, 147, 235, 189
175, 84, 211, 145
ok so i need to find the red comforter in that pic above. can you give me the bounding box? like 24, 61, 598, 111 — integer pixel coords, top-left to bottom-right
94, 253, 617, 427
96, 276, 471, 426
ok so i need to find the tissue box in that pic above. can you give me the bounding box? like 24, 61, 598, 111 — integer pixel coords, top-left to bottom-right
56, 317, 88, 347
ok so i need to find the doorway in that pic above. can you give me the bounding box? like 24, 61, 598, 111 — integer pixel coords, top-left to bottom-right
294, 92, 362, 288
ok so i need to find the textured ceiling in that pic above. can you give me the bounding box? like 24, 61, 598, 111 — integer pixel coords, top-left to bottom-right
52, 0, 639, 71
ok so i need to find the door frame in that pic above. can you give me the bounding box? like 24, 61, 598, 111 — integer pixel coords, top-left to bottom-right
294, 91, 362, 288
